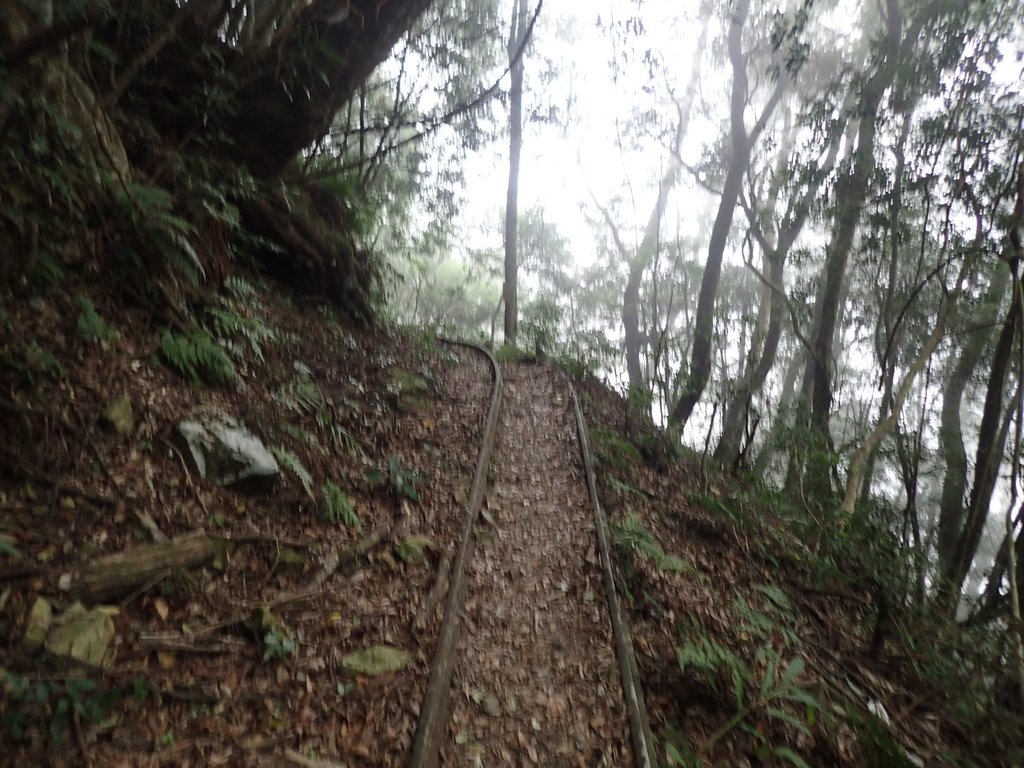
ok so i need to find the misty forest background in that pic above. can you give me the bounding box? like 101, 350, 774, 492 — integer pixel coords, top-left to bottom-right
3, 0, 1024, 755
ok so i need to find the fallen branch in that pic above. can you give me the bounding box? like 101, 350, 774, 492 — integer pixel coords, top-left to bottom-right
137, 503, 411, 647
414, 551, 452, 633
136, 632, 250, 655
73, 531, 215, 601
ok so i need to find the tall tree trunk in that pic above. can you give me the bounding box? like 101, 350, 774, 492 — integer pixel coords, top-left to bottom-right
858, 105, 914, 503
621, 15, 708, 394
944, 170, 1024, 603
937, 263, 1010, 575
839, 256, 971, 518
944, 267, 1021, 603
715, 103, 846, 466
752, 348, 802, 476
502, 0, 527, 346
804, 0, 904, 494
670, 0, 765, 428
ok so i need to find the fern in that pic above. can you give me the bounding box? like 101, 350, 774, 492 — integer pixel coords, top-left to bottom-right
224, 276, 257, 299
323, 482, 360, 529
277, 374, 327, 417
115, 181, 204, 286
365, 455, 421, 502
159, 328, 236, 385
611, 513, 691, 573
272, 446, 313, 498
677, 634, 750, 705
207, 304, 277, 363
280, 422, 326, 455
22, 342, 64, 381
75, 296, 115, 343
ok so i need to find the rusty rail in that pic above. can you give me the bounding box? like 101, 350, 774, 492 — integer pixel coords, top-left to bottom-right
568, 382, 659, 768
409, 350, 656, 768
408, 340, 503, 768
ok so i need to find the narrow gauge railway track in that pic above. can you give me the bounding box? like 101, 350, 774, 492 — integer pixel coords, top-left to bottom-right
411, 344, 656, 768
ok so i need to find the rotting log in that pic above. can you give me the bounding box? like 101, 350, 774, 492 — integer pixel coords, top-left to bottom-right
73, 530, 215, 602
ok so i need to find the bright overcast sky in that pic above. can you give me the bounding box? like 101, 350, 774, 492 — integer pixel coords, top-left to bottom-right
457, 0, 714, 265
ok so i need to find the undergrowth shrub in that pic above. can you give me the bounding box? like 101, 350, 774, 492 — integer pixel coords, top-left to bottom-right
159, 328, 235, 385
670, 607, 819, 767
611, 512, 691, 575
206, 278, 278, 366
591, 427, 644, 470
75, 296, 116, 343
0, 672, 147, 747
323, 482, 360, 529
272, 446, 314, 498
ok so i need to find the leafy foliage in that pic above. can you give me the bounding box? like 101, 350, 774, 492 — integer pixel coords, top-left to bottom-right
1, 672, 139, 746
261, 624, 296, 662
0, 539, 23, 558
113, 181, 204, 289
206, 278, 278, 366
366, 455, 421, 502
323, 482, 361, 529
591, 427, 644, 470
159, 328, 236, 386
610, 512, 691, 574
11, 341, 65, 382
272, 446, 314, 498
673, 622, 818, 766
75, 297, 116, 343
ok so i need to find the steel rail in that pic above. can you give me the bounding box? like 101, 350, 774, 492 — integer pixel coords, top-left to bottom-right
568, 381, 659, 768
409, 350, 656, 768
409, 339, 503, 768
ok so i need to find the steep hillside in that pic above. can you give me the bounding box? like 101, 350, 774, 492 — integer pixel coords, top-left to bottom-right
2, 264, 1021, 766
0, 272, 493, 766
578, 374, 1024, 766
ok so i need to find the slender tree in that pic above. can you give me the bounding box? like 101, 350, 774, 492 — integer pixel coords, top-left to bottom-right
937, 264, 1010, 574
669, 0, 783, 428
503, 0, 529, 346
799, 0, 910, 494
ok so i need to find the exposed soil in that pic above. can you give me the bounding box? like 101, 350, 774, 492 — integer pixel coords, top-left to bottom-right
442, 363, 632, 768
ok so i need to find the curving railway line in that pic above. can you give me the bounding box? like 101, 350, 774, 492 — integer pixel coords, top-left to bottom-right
409, 342, 656, 768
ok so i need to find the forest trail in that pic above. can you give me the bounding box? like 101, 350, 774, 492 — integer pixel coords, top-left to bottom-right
440, 362, 633, 767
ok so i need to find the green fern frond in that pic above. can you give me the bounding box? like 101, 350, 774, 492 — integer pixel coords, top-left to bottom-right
160, 328, 236, 385
75, 296, 116, 343
162, 228, 205, 284
207, 304, 277, 363
272, 446, 313, 498
224, 276, 257, 299
280, 422, 327, 455
611, 513, 691, 573
277, 374, 326, 416
323, 482, 360, 529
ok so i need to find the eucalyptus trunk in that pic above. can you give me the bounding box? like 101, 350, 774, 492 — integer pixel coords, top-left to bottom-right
858, 105, 914, 504
804, 0, 904, 494
715, 103, 845, 466
621, 15, 707, 394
